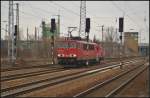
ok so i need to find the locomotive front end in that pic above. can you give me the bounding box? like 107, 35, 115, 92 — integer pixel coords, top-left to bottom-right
56, 40, 78, 64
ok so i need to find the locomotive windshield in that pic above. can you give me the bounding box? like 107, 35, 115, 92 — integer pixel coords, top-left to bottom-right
56, 41, 76, 48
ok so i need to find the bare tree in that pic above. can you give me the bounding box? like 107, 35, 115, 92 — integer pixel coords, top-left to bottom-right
104, 26, 119, 58
105, 26, 118, 43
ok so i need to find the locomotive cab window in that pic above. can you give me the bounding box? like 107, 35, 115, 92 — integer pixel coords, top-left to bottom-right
56, 41, 68, 48
68, 42, 76, 48
83, 44, 88, 50
89, 44, 94, 50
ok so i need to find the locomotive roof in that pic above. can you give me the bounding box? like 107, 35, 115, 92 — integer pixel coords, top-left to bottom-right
57, 39, 97, 45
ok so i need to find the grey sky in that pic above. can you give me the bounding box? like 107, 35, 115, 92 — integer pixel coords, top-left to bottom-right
1, 1, 149, 43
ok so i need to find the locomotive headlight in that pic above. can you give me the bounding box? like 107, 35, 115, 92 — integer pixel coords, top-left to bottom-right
69, 54, 76, 57
72, 54, 77, 57
58, 54, 64, 57
57, 54, 61, 57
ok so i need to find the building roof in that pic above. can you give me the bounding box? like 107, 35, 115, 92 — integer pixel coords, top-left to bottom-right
139, 43, 149, 46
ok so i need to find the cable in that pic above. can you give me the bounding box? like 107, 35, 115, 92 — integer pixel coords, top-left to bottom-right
50, 1, 99, 25
26, 2, 55, 16
111, 1, 142, 28
51, 1, 80, 16
2, 5, 42, 20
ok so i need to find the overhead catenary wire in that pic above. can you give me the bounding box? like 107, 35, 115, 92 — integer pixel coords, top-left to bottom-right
19, 2, 78, 24
111, 1, 142, 29
50, 1, 99, 25
51, 1, 80, 16
1, 5, 42, 20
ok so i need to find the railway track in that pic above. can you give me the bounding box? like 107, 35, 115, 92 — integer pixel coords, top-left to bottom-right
1, 56, 142, 72
1, 64, 60, 72
73, 62, 149, 97
1, 67, 65, 81
1, 59, 144, 97
1, 57, 140, 81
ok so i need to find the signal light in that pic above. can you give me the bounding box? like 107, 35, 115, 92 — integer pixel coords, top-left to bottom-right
14, 37, 17, 45
119, 17, 124, 32
51, 36, 54, 40
14, 25, 17, 46
42, 21, 45, 25
85, 18, 90, 33
120, 35, 122, 40
14, 25, 17, 36
51, 18, 56, 33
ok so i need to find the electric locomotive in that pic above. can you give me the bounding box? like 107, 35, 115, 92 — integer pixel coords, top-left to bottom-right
56, 37, 105, 67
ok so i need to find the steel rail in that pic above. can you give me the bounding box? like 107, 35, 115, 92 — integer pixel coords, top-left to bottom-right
73, 62, 147, 97
1, 67, 65, 81
2, 58, 139, 82
1, 59, 142, 97
1, 57, 142, 72
106, 64, 148, 97
1, 64, 59, 72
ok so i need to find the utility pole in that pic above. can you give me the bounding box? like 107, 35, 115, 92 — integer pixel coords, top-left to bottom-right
35, 27, 37, 41
34, 26, 37, 57
8, 1, 15, 64
97, 25, 104, 47
37, 28, 40, 40
5, 24, 9, 59
58, 14, 60, 37
16, 3, 19, 59
79, 1, 86, 38
16, 3, 19, 40
27, 27, 28, 48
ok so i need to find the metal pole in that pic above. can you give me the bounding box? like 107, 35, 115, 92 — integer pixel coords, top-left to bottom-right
58, 14, 60, 37
51, 34, 54, 64
11, 2, 15, 64
102, 25, 104, 47
9, 1, 15, 64
27, 27, 28, 48
5, 24, 9, 60
97, 25, 104, 47
16, 3, 19, 40
16, 3, 19, 60
79, 1, 86, 38
35, 27, 37, 41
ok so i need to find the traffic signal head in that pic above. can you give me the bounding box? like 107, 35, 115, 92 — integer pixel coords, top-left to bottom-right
14, 37, 17, 46
85, 18, 90, 33
120, 35, 122, 40
51, 18, 56, 33
14, 25, 17, 36
119, 17, 124, 32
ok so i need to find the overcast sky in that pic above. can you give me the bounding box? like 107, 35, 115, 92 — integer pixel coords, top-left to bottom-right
1, 1, 149, 43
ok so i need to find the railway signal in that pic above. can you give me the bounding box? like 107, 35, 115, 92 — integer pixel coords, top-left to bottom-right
85, 18, 91, 65
85, 18, 90, 42
119, 17, 124, 40
119, 17, 124, 32
50, 18, 56, 64
119, 17, 124, 67
14, 25, 17, 46
51, 18, 56, 33
85, 18, 90, 33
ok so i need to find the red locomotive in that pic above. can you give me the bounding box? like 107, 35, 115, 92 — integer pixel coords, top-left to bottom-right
56, 37, 105, 67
